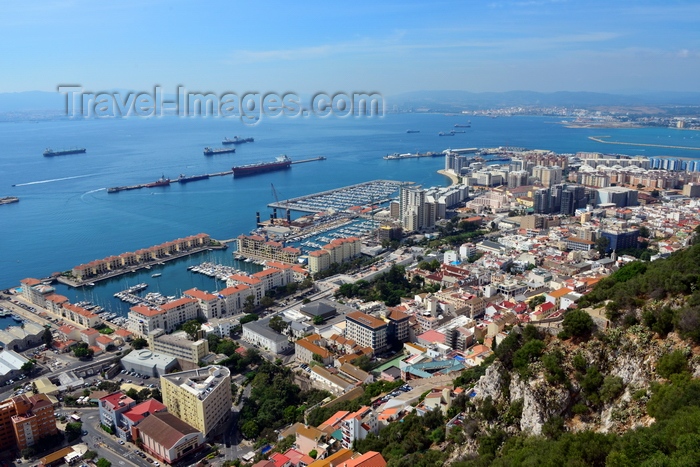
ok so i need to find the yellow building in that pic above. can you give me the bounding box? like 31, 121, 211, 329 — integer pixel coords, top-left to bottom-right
147, 330, 209, 364
160, 365, 231, 437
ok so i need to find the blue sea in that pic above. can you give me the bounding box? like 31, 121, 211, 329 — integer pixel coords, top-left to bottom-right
1, 113, 699, 315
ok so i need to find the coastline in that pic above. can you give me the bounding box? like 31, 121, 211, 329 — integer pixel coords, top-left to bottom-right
438, 169, 460, 186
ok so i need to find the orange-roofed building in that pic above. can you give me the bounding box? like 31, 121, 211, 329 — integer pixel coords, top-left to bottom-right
227, 274, 264, 304
80, 328, 100, 346
218, 284, 253, 315
127, 298, 198, 335
546, 287, 574, 309
184, 288, 223, 319
96, 335, 114, 351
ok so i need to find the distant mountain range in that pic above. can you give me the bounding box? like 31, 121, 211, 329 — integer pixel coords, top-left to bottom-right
387, 90, 700, 111
2, 90, 700, 114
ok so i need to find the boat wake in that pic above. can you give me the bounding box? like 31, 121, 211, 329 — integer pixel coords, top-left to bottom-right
13, 174, 98, 187
80, 188, 106, 200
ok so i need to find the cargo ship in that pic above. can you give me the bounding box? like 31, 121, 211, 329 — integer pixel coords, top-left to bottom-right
438, 131, 455, 136
0, 196, 19, 205
177, 174, 210, 183
144, 175, 170, 188
232, 155, 292, 177
204, 147, 236, 156
107, 175, 170, 193
43, 148, 86, 157
454, 123, 471, 128
406, 130, 420, 133
222, 136, 254, 145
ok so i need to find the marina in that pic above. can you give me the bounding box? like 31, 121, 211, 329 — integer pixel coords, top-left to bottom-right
188, 261, 254, 281
268, 179, 407, 214
292, 219, 382, 254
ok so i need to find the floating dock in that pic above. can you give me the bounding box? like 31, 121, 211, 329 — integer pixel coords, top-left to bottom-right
268, 180, 408, 214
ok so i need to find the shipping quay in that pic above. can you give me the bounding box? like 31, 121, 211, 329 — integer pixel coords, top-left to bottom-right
56, 233, 226, 288
291, 156, 327, 164
268, 180, 409, 214
107, 171, 234, 193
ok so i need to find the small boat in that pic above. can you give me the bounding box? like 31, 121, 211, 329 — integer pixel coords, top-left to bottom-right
151, 273, 162, 278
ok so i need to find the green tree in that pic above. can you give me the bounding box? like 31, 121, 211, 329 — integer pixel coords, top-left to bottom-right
352, 355, 373, 372
240, 313, 259, 325
21, 447, 36, 460
182, 319, 202, 340
21, 360, 35, 375
596, 236, 610, 257
529, 294, 546, 311
150, 388, 162, 402
313, 315, 325, 325
269, 315, 288, 334
562, 309, 595, 339
639, 225, 650, 238
42, 328, 53, 347
244, 294, 256, 313
131, 337, 147, 350
309, 450, 318, 459
65, 422, 83, 441
74, 344, 94, 359
260, 296, 275, 309
241, 420, 259, 439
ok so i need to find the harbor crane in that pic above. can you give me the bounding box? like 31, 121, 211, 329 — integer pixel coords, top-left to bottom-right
271, 183, 291, 224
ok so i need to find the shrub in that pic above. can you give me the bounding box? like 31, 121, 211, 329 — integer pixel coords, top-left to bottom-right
656, 350, 689, 379
600, 376, 625, 403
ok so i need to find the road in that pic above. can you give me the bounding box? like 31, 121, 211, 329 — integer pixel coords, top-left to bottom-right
221, 384, 253, 461
80, 407, 153, 467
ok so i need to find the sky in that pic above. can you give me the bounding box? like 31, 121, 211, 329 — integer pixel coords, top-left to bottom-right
1, 0, 699, 96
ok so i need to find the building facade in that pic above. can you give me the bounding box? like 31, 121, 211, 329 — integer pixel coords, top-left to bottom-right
345, 312, 388, 353
160, 366, 232, 437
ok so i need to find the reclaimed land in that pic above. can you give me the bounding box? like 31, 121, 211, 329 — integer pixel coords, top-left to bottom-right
588, 135, 700, 150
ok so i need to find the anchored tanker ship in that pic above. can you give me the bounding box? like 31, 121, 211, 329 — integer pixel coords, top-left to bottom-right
43, 148, 86, 157
203, 147, 236, 156
232, 155, 292, 177
222, 136, 254, 145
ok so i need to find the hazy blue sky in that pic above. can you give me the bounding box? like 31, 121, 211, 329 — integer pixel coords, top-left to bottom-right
1, 0, 699, 95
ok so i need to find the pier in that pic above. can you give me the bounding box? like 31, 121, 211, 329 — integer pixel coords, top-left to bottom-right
291, 156, 327, 164
107, 171, 234, 193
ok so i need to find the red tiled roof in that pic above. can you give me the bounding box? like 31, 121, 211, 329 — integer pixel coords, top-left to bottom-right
99, 392, 135, 409
417, 329, 446, 344
137, 412, 200, 449
160, 297, 196, 311
96, 335, 113, 345
122, 398, 167, 423
21, 278, 41, 286
130, 304, 164, 317
184, 288, 218, 301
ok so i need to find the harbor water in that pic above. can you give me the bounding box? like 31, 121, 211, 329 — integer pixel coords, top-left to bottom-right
1, 113, 699, 316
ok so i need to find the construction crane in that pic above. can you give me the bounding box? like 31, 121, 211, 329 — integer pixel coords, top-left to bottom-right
271, 183, 290, 224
